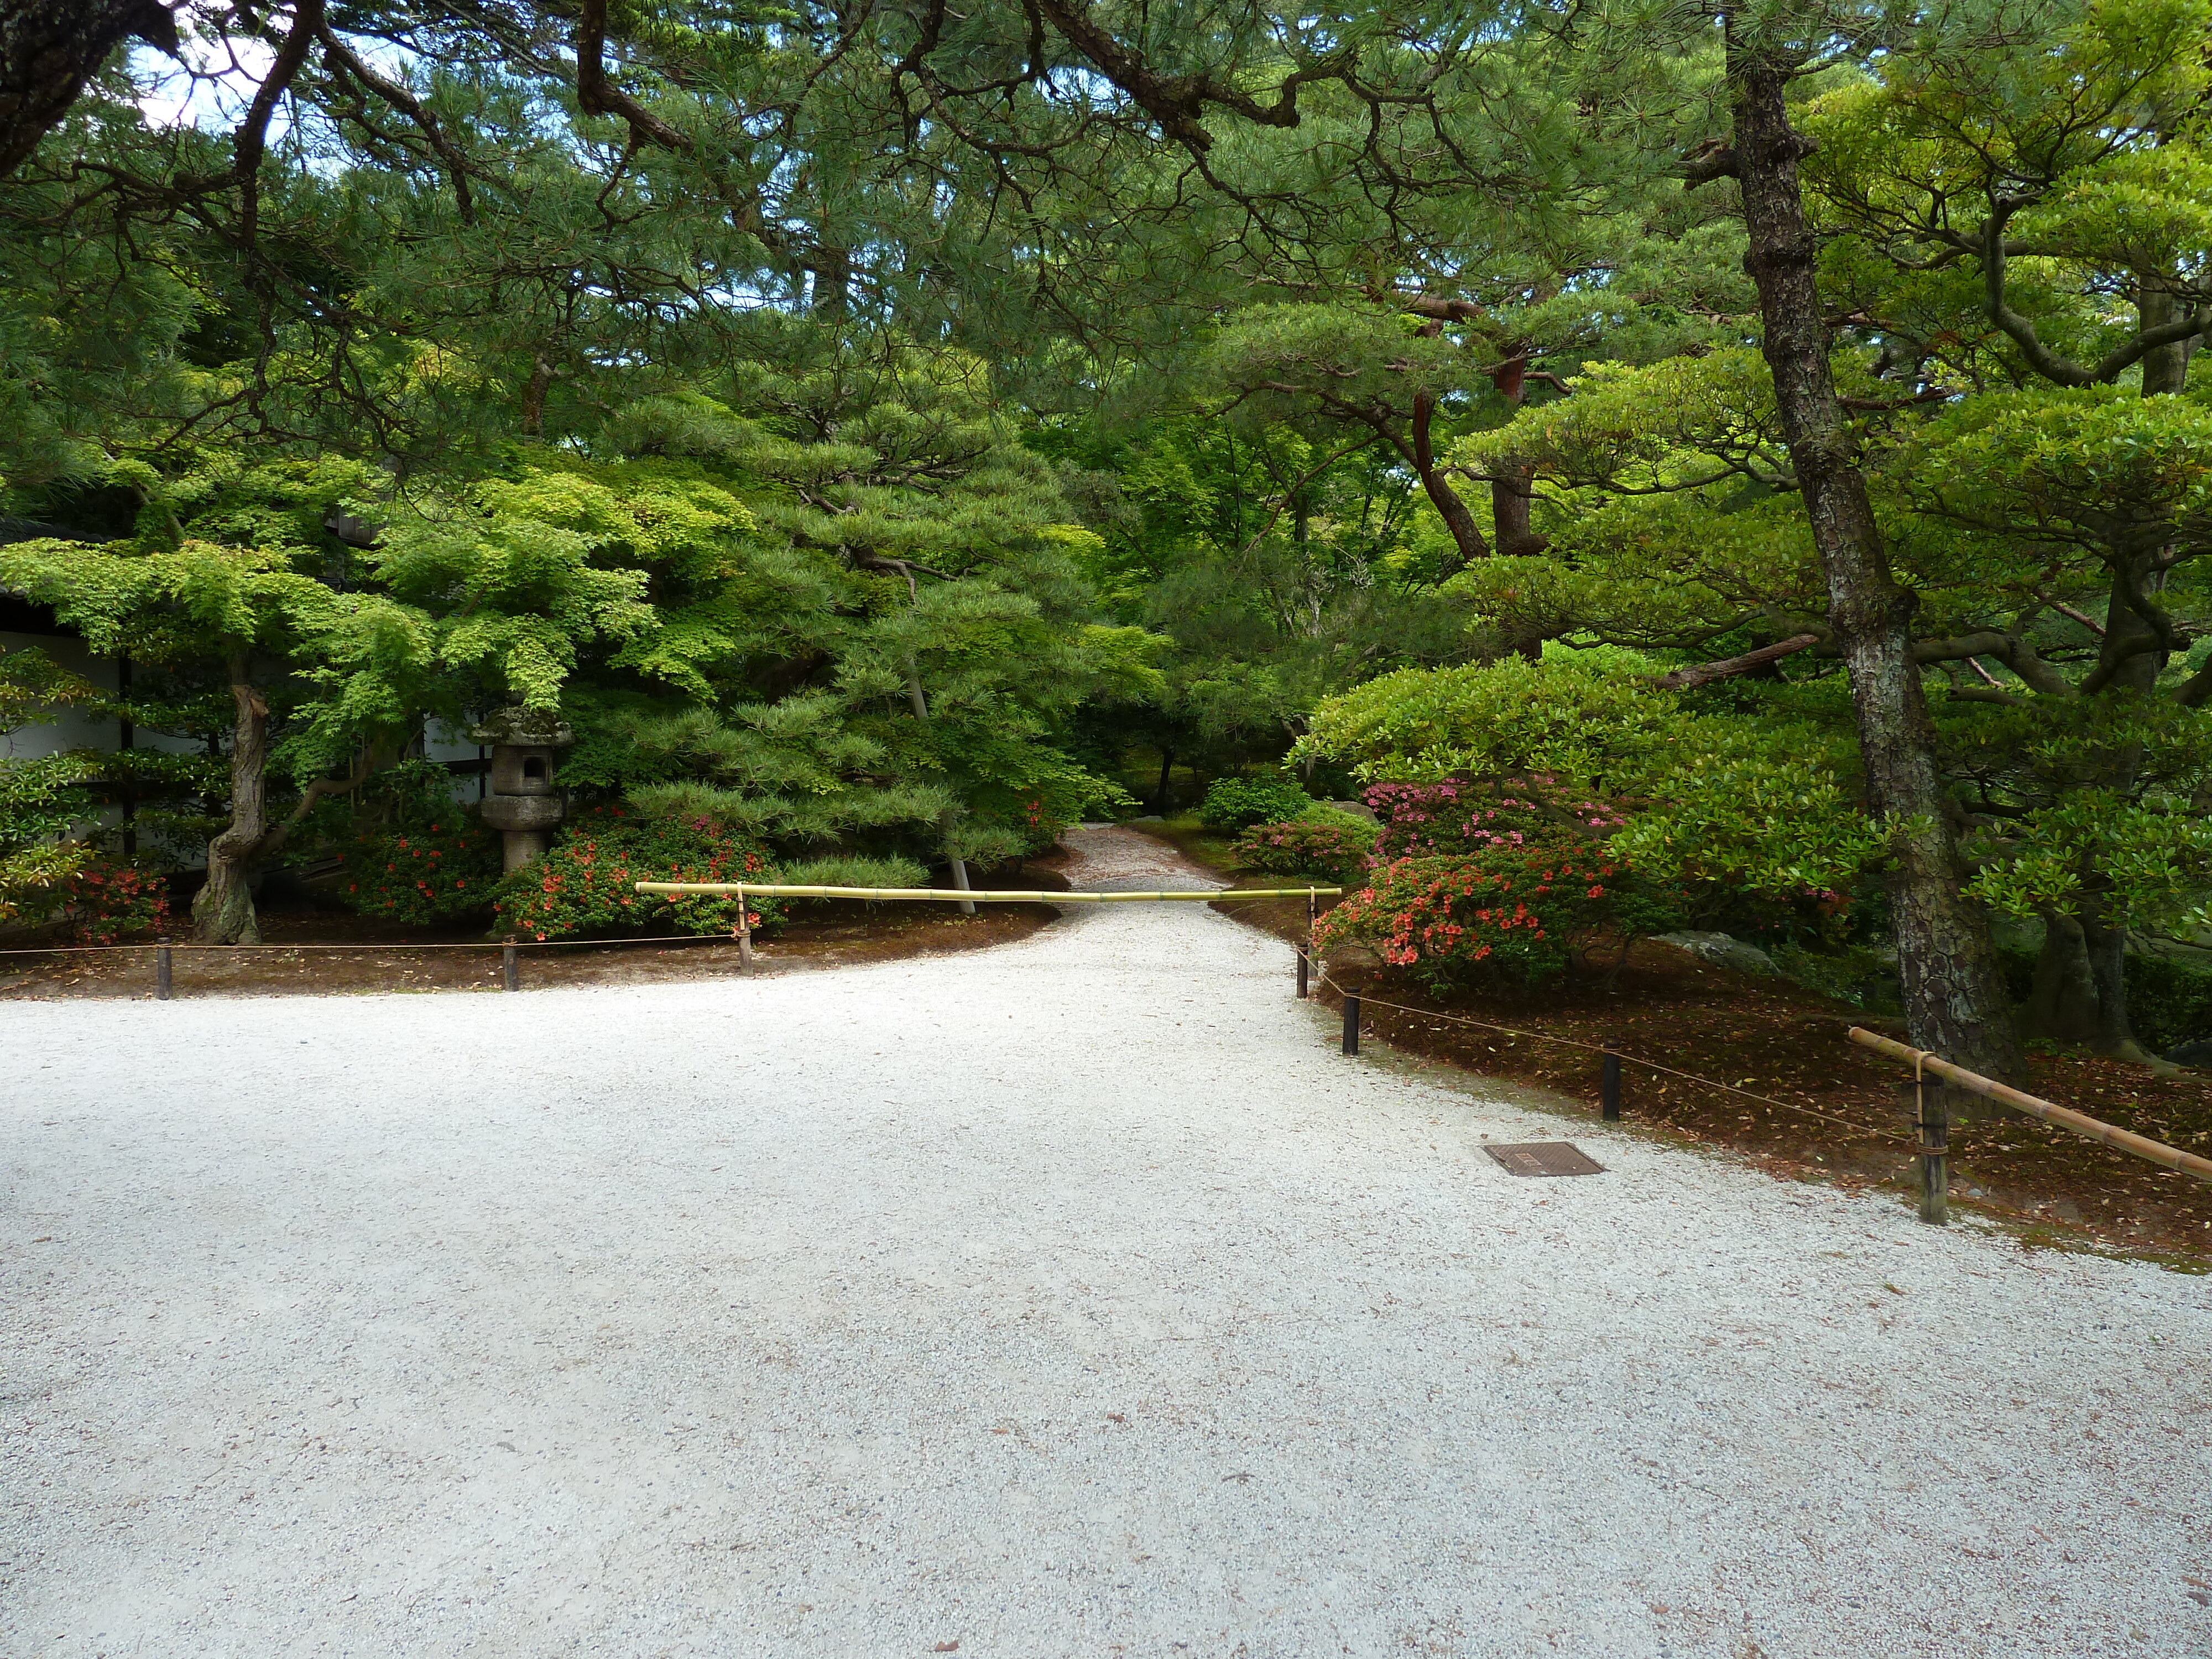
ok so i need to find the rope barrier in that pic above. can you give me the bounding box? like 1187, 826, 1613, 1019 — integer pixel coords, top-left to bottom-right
0, 883, 1304, 958
633, 882, 1338, 902
1317, 969, 1915, 1145
0, 932, 754, 956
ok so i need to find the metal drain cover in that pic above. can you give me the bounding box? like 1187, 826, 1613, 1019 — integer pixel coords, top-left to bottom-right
1484, 1141, 1605, 1178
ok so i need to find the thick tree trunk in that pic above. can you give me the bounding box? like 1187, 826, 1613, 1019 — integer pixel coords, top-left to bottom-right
2079, 902, 2164, 1065
1154, 747, 1175, 815
1486, 355, 1548, 558
2028, 911, 2099, 1044
2139, 284, 2192, 398
1726, 36, 2020, 1081
192, 653, 268, 946
0, 0, 178, 174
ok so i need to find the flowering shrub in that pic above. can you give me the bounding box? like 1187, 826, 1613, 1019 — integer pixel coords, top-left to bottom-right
492, 805, 784, 941
333, 814, 503, 924
1197, 774, 1315, 831
1366, 775, 1631, 860
62, 854, 173, 945
1312, 848, 1676, 993
1232, 816, 1376, 885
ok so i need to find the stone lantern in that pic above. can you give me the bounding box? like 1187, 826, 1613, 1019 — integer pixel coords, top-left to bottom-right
471, 707, 573, 872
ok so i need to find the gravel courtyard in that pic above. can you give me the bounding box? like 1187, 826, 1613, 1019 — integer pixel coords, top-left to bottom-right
4, 825, 2208, 1658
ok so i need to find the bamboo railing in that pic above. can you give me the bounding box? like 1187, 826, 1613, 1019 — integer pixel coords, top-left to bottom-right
633, 883, 1339, 902
1848, 1026, 2212, 1186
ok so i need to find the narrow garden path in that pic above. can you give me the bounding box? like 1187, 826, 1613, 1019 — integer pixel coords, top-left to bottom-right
4, 825, 2206, 1657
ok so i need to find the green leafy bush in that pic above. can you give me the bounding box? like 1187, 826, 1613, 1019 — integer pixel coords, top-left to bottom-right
1295, 655, 1681, 784
0, 841, 91, 928
1197, 774, 1313, 831
492, 805, 783, 941
776, 855, 931, 890
0, 748, 106, 927
1314, 849, 1677, 993
332, 814, 503, 924
1232, 817, 1375, 885
1613, 752, 1885, 909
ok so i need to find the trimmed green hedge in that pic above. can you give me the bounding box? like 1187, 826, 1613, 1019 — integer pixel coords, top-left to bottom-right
1196, 775, 1314, 832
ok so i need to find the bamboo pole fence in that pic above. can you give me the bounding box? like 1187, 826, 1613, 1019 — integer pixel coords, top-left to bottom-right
1848, 1026, 2212, 1188
633, 883, 1339, 903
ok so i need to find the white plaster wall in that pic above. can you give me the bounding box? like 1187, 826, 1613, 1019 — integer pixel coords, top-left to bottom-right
1, 631, 206, 760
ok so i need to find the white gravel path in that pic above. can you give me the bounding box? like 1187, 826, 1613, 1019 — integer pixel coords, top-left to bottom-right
4, 825, 2208, 1658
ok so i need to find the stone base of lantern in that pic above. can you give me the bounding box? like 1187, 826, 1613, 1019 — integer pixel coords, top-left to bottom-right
479, 792, 565, 873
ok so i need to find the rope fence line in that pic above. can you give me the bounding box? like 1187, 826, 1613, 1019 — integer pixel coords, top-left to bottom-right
0, 883, 1331, 958
0, 933, 759, 956
3, 881, 1327, 990
1312, 968, 1916, 1146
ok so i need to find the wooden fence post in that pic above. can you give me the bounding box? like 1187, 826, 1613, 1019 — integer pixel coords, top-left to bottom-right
737, 884, 753, 972
155, 938, 172, 1001
1342, 994, 1360, 1056
1296, 943, 1309, 1000
502, 937, 519, 993
1917, 1056, 1949, 1225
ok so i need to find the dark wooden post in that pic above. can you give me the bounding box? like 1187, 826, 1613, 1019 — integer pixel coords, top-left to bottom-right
155, 938, 172, 1001
502, 937, 519, 993
1601, 1052, 1621, 1121
1296, 944, 1309, 999
1917, 1063, 1949, 1225
1342, 994, 1360, 1056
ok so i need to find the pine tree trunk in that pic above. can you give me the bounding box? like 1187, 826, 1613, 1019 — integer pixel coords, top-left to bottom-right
1486, 355, 1547, 557
0, 0, 179, 175
905, 660, 974, 914
2069, 557, 2167, 1056
1726, 35, 2020, 1081
192, 652, 267, 945
1410, 389, 1490, 567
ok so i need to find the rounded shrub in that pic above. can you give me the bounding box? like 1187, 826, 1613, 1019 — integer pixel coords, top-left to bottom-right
1313, 847, 1678, 994
1196, 774, 1314, 832
332, 814, 503, 925
61, 854, 173, 945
